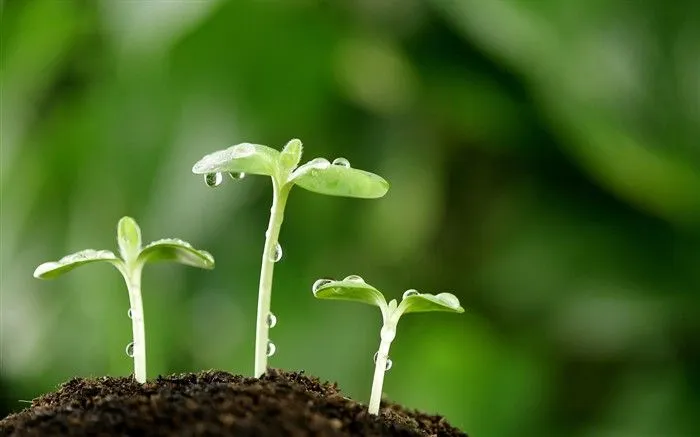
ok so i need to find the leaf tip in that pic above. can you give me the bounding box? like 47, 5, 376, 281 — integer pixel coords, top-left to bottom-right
33, 262, 54, 279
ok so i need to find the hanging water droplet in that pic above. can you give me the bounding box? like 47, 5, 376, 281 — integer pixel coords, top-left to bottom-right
402, 289, 419, 299
312, 278, 333, 294
343, 275, 365, 283
332, 157, 350, 168
204, 172, 223, 187
127, 308, 133, 319
373, 352, 392, 371
125, 342, 134, 358
267, 312, 277, 328
266, 340, 276, 357
228, 172, 246, 180
270, 242, 282, 262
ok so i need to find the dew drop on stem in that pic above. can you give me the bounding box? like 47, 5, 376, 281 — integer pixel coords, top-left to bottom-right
266, 341, 276, 357
127, 308, 133, 319
125, 342, 134, 358
373, 352, 392, 371
332, 157, 351, 168
312, 279, 333, 294
267, 312, 277, 328
402, 289, 419, 299
270, 242, 283, 262
204, 172, 223, 187
228, 172, 246, 180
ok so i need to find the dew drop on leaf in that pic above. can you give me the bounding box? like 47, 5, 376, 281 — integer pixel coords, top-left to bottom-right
125, 342, 134, 358
127, 308, 133, 319
343, 275, 365, 283
204, 172, 223, 187
228, 172, 246, 180
270, 242, 282, 262
332, 157, 350, 168
266, 340, 276, 357
267, 312, 277, 328
312, 278, 333, 294
402, 289, 419, 299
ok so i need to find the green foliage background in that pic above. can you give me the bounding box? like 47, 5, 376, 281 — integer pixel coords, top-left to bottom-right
2, 1, 699, 435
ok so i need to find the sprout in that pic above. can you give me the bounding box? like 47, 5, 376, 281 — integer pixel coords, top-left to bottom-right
33, 217, 214, 383
312, 276, 464, 415
192, 139, 389, 377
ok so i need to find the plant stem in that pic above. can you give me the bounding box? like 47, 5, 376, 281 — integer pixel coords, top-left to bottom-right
254, 179, 290, 377
369, 336, 392, 415
125, 265, 146, 383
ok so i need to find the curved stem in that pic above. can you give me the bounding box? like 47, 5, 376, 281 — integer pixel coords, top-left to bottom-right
254, 179, 290, 377
369, 335, 393, 415
124, 265, 146, 383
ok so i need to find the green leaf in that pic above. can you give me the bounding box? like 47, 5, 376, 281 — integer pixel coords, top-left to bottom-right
33, 249, 121, 279
291, 158, 390, 198
312, 276, 388, 313
397, 292, 465, 316
279, 138, 303, 172
192, 143, 280, 177
137, 238, 215, 269
117, 216, 142, 262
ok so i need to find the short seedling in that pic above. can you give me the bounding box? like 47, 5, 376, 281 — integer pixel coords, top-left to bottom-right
33, 217, 215, 383
192, 139, 389, 377
312, 276, 464, 415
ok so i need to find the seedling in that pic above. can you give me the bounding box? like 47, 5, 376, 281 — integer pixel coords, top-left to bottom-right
192, 139, 389, 377
33, 217, 215, 383
312, 275, 464, 415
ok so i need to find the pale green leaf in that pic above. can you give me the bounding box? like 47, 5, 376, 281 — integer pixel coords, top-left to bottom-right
137, 238, 215, 269
117, 216, 142, 262
397, 292, 465, 316
279, 138, 303, 171
33, 250, 121, 279
291, 159, 389, 198
192, 143, 280, 177
312, 276, 388, 313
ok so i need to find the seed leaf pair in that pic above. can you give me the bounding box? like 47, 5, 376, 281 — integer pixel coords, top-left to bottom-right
312, 276, 464, 320
192, 139, 389, 199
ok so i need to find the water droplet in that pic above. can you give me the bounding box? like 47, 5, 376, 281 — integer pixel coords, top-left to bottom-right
270, 242, 282, 262
332, 157, 350, 168
267, 312, 277, 328
127, 308, 133, 319
436, 293, 461, 308
125, 342, 134, 358
343, 275, 365, 283
228, 172, 246, 180
312, 278, 333, 294
204, 172, 223, 187
373, 352, 392, 371
266, 341, 276, 357
402, 289, 419, 299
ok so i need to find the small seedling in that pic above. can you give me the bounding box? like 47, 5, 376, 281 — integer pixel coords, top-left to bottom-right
33, 217, 215, 383
312, 275, 464, 415
192, 139, 389, 377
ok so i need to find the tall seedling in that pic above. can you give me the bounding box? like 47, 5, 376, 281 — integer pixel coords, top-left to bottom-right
192, 139, 389, 377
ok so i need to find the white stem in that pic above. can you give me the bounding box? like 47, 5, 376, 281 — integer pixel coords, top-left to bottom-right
254, 179, 289, 377
125, 265, 146, 383
369, 335, 393, 415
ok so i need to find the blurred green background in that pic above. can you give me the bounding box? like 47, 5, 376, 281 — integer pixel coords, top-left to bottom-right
2, 0, 700, 435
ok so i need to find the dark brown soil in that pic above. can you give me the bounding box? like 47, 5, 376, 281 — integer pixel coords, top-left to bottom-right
0, 368, 466, 437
